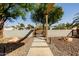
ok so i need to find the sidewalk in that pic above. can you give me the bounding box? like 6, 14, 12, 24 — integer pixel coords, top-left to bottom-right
27, 37, 53, 56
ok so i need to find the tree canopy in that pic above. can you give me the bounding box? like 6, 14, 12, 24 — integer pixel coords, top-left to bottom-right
0, 3, 34, 30
53, 23, 71, 30
0, 3, 33, 20
31, 4, 64, 26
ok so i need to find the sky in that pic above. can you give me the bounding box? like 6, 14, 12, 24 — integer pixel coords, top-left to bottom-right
4, 3, 79, 27
56, 3, 79, 23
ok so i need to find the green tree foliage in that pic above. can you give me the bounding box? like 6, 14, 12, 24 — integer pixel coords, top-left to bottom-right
0, 3, 33, 38
0, 3, 33, 22
12, 23, 25, 30
53, 23, 71, 30
31, 4, 64, 27
26, 24, 34, 29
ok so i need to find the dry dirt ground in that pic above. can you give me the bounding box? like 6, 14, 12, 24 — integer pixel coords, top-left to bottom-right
0, 37, 33, 56
50, 37, 79, 56
1, 36, 79, 56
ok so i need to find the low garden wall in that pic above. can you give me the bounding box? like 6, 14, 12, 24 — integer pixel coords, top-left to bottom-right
3, 30, 33, 38
48, 30, 72, 37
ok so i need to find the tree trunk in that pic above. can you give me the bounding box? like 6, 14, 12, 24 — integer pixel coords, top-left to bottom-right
0, 26, 4, 38
42, 24, 45, 36
0, 20, 4, 38
43, 24, 44, 30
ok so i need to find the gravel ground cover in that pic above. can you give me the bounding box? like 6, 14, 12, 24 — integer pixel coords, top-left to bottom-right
50, 37, 79, 56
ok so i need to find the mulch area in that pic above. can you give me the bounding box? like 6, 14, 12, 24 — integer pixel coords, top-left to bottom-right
0, 37, 33, 56
50, 37, 79, 56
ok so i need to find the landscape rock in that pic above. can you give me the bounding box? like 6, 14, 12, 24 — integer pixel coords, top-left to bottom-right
66, 37, 73, 42
8, 37, 20, 43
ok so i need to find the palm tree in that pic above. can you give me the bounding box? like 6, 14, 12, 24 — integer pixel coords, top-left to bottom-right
71, 15, 79, 28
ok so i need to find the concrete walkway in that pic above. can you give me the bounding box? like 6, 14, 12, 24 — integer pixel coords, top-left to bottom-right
27, 37, 53, 56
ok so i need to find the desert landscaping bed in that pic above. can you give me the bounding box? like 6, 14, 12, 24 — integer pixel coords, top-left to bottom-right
0, 37, 33, 56
49, 37, 79, 56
